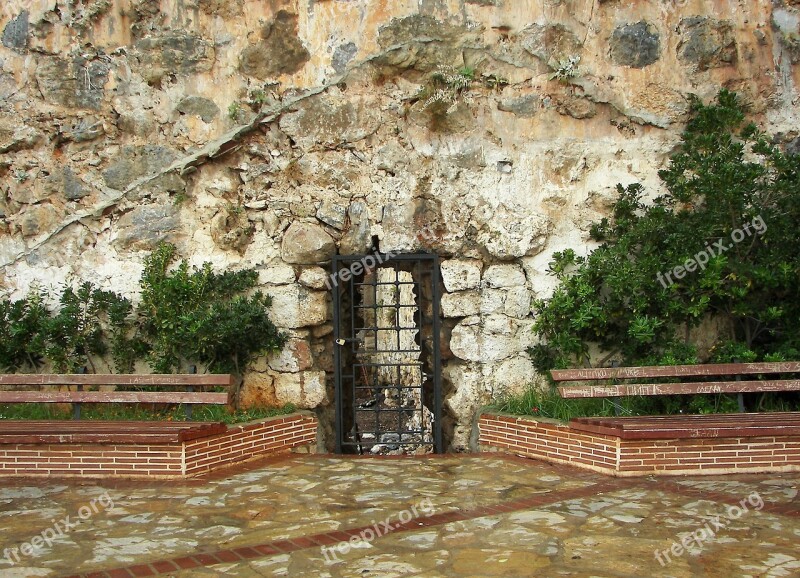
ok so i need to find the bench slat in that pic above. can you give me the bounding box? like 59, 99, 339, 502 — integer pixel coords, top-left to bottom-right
0, 374, 233, 387
0, 421, 221, 431
558, 379, 800, 398
0, 391, 229, 404
551, 362, 800, 382
570, 413, 800, 440
0, 420, 227, 443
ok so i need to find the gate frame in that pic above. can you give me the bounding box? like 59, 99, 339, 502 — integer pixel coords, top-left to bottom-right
331, 252, 443, 454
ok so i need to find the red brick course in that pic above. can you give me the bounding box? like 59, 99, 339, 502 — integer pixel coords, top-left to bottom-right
0, 412, 317, 479
478, 412, 800, 476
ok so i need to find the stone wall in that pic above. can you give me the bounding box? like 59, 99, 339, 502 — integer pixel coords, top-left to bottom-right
1, 0, 798, 450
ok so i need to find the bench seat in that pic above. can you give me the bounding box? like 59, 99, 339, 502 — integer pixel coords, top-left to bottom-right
0, 420, 227, 444
570, 412, 800, 440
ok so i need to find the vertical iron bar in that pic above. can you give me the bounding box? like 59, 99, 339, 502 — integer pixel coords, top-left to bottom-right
332, 256, 343, 454
371, 266, 380, 450
351, 260, 359, 453
431, 255, 443, 453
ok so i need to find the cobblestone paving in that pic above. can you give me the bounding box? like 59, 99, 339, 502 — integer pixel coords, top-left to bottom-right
0, 455, 798, 577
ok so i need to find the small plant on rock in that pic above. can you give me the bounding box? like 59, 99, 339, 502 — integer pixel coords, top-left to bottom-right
420, 66, 477, 114
548, 55, 581, 83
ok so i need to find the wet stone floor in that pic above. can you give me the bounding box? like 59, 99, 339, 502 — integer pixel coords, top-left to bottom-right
0, 455, 798, 577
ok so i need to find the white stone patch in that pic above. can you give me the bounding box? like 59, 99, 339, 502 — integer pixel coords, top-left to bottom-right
258, 263, 296, 285
277, 478, 321, 493
252, 553, 292, 571
263, 285, 327, 329
538, 475, 562, 483
298, 266, 329, 289
119, 513, 154, 524
441, 291, 480, 317
89, 537, 196, 564
0, 487, 65, 500
441, 259, 482, 291
354, 490, 411, 502
0, 507, 62, 520
346, 556, 420, 577
453, 479, 482, 488
196, 525, 242, 539
450, 316, 522, 362
508, 511, 567, 526
482, 264, 526, 287
0, 568, 51, 577
273, 370, 327, 407
608, 514, 645, 524
185, 496, 212, 506
394, 530, 439, 548
480, 289, 506, 315
447, 516, 501, 531
742, 553, 800, 577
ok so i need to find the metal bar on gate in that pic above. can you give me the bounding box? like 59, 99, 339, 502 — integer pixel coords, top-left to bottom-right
333, 255, 343, 454
432, 255, 443, 453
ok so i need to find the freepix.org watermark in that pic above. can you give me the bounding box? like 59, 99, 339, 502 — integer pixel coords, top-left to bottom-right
654, 491, 764, 566
321, 497, 435, 563
324, 224, 438, 290
3, 492, 115, 566
656, 215, 767, 289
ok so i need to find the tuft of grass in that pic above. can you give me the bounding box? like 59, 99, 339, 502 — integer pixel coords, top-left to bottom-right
494, 387, 617, 421
0, 403, 298, 424
494, 387, 800, 420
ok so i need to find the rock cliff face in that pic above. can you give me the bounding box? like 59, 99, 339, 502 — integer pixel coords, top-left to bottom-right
1, 0, 798, 450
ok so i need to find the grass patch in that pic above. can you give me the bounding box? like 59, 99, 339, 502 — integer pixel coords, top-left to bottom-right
0, 403, 298, 424
494, 387, 800, 420
494, 388, 625, 421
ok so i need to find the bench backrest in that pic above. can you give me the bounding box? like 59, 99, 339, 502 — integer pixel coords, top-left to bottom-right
551, 363, 800, 399
0, 374, 232, 387
0, 374, 232, 405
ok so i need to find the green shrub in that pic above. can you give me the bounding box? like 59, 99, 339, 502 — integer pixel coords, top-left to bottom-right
137, 242, 287, 374
0, 290, 49, 372
531, 90, 800, 371
44, 282, 135, 373
0, 243, 287, 386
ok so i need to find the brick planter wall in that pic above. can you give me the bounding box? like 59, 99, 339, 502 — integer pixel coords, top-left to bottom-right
184, 413, 318, 476
0, 412, 318, 479
478, 412, 800, 477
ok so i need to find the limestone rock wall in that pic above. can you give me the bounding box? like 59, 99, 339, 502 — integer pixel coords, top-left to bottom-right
1, 0, 798, 450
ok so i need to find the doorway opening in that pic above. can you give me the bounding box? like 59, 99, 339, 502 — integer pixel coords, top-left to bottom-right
332, 253, 442, 454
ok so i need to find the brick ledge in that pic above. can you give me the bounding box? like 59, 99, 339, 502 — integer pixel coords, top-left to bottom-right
0, 411, 318, 480
478, 412, 800, 477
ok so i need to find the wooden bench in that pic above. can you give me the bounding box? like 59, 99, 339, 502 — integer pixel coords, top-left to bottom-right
0, 373, 233, 443
551, 362, 800, 439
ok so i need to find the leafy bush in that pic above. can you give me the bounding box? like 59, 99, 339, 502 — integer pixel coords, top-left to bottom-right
531, 90, 800, 372
137, 242, 287, 374
44, 282, 136, 373
0, 243, 287, 383
0, 290, 49, 372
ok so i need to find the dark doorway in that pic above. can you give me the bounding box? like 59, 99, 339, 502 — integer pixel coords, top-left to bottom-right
332, 253, 443, 454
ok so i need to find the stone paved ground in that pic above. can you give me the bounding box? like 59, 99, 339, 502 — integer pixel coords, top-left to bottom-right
0, 455, 798, 577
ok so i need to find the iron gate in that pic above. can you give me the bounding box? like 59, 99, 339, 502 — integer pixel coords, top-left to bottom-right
332, 253, 442, 454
